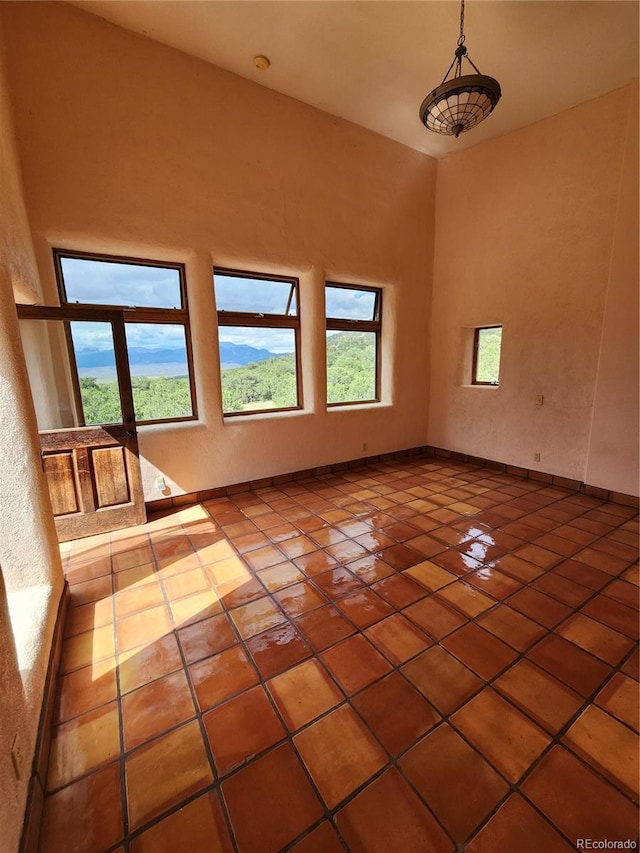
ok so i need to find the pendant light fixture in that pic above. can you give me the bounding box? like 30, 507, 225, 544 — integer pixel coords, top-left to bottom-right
419, 0, 501, 138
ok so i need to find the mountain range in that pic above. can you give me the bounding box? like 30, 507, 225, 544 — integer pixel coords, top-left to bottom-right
75, 343, 279, 370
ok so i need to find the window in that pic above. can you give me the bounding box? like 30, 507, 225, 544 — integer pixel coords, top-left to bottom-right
472, 325, 502, 385
325, 283, 381, 405
213, 268, 301, 415
55, 250, 197, 424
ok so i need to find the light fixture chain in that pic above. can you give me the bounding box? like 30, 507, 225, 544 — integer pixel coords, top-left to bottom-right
458, 0, 466, 45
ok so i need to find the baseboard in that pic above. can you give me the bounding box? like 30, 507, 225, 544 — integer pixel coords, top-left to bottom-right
19, 582, 69, 853
146, 445, 638, 513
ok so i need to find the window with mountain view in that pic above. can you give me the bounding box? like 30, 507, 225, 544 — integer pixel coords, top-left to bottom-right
326, 283, 381, 405
213, 268, 301, 415
55, 251, 196, 424
472, 325, 502, 385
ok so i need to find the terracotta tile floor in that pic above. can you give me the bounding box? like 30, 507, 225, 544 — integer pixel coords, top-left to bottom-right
42, 456, 639, 852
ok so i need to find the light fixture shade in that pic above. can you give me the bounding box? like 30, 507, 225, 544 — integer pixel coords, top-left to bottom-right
419, 74, 501, 137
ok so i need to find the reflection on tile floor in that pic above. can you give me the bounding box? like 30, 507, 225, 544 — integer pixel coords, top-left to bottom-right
42, 456, 639, 851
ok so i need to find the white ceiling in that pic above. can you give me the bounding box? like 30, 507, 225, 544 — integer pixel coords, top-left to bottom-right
71, 1, 639, 158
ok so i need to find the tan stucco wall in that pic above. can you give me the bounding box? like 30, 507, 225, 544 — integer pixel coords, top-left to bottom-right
0, 14, 64, 851
429, 84, 639, 494
585, 81, 639, 495
2, 1, 436, 501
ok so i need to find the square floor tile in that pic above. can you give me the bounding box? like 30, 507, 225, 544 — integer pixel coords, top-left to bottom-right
170, 589, 223, 628
364, 613, 431, 665
402, 560, 456, 591
371, 573, 426, 608
203, 685, 285, 775
401, 645, 482, 714
595, 673, 639, 730
246, 621, 312, 679
125, 720, 213, 830
55, 658, 118, 723
116, 605, 173, 653
494, 659, 583, 734
267, 658, 343, 730
532, 573, 593, 608
274, 582, 327, 618
60, 625, 116, 674
313, 567, 365, 600
507, 588, 572, 629
564, 704, 639, 798
402, 596, 466, 640
122, 669, 196, 751
176, 612, 235, 665
452, 688, 551, 782
477, 604, 546, 652
47, 702, 120, 790
244, 545, 286, 571
345, 554, 395, 584
215, 575, 266, 609
293, 550, 341, 576
294, 604, 356, 651
257, 562, 304, 591
130, 791, 233, 853
335, 768, 452, 853
64, 599, 113, 638
465, 568, 522, 600
163, 568, 210, 601
441, 622, 517, 680
40, 764, 123, 853
295, 704, 387, 808
222, 743, 323, 853
189, 645, 259, 711
230, 597, 287, 639
399, 723, 509, 841
557, 613, 634, 665
436, 582, 496, 617
466, 794, 573, 853
118, 633, 183, 694
522, 746, 639, 842
321, 634, 392, 694
527, 634, 611, 698
335, 589, 393, 628
352, 673, 440, 756
114, 582, 164, 620
581, 595, 639, 639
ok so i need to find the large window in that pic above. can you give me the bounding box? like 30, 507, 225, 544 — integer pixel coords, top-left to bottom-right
325, 283, 381, 405
55, 250, 196, 424
472, 325, 502, 385
214, 268, 301, 415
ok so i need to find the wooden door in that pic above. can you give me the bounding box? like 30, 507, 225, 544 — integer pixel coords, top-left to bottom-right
17, 305, 146, 541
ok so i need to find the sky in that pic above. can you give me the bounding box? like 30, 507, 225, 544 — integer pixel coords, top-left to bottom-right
62, 258, 377, 354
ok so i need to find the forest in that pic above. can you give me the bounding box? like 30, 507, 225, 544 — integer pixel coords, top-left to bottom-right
79, 331, 377, 422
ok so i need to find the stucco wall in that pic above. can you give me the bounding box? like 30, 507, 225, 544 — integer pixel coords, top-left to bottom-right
2, 1, 436, 501
429, 85, 638, 493
0, 14, 64, 851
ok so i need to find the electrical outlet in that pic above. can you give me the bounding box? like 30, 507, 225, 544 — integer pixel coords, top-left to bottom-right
155, 476, 166, 492
535, 395, 544, 406
533, 452, 541, 462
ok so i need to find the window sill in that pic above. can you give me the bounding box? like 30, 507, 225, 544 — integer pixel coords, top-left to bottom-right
328, 401, 391, 413
461, 384, 500, 389
223, 408, 309, 424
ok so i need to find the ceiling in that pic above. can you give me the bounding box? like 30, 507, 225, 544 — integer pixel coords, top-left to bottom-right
71, 1, 639, 158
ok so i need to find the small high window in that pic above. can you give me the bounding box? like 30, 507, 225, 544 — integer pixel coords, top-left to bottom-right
55, 251, 197, 424
325, 283, 381, 405
472, 325, 502, 385
214, 268, 301, 415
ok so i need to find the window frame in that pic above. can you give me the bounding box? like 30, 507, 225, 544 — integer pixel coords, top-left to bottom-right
53, 248, 198, 426
214, 266, 302, 417
325, 281, 382, 407
472, 324, 502, 387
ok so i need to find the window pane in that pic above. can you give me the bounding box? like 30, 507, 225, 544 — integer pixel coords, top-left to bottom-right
326, 331, 376, 403
124, 324, 193, 420
475, 327, 502, 384
326, 286, 377, 320
214, 272, 297, 315
219, 326, 298, 413
70, 321, 123, 425
60, 256, 182, 308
